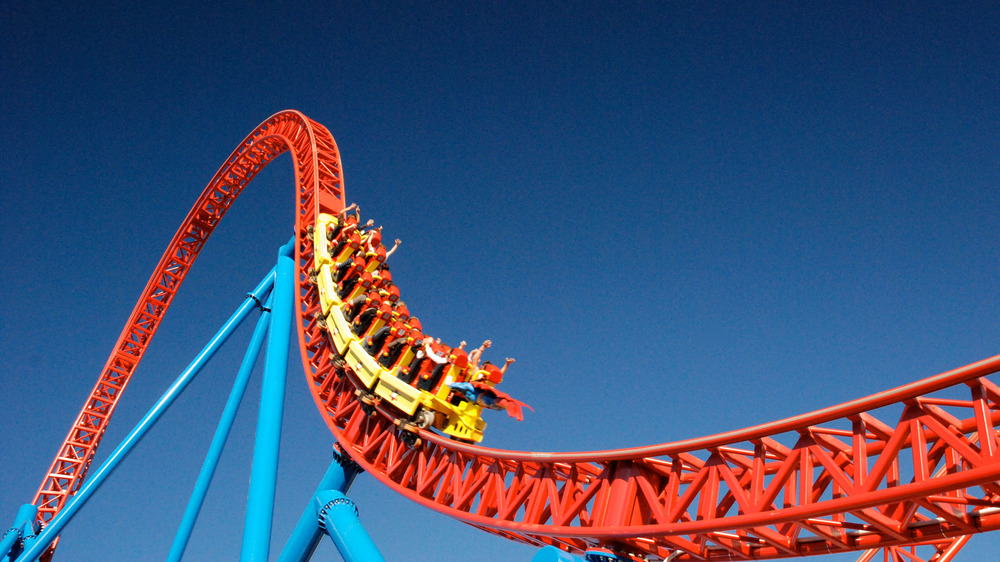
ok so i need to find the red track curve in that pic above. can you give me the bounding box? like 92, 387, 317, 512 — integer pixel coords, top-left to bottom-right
34, 111, 1000, 561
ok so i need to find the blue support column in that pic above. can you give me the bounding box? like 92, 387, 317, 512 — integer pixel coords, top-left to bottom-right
277, 448, 363, 562
532, 546, 587, 562
313, 491, 384, 562
0, 504, 38, 561
240, 239, 296, 562
16, 269, 277, 562
167, 292, 275, 562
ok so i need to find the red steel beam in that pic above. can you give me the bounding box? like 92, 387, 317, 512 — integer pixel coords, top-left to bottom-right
33, 111, 1000, 562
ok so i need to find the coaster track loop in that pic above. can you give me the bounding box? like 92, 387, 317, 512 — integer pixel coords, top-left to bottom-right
32, 111, 1000, 561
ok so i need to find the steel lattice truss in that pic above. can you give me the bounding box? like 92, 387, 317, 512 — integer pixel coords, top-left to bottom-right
33, 111, 1000, 562
302, 319, 1000, 560
32, 110, 343, 524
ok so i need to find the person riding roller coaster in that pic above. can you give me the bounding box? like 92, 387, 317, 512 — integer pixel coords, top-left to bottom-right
339, 270, 373, 301
450, 358, 532, 421
328, 202, 358, 240
372, 265, 392, 287
364, 319, 407, 356
344, 289, 381, 322
325, 206, 533, 434
415, 338, 451, 391
377, 283, 400, 306
379, 322, 422, 370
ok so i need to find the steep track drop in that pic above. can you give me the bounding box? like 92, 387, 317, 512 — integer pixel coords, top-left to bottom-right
33, 111, 1000, 561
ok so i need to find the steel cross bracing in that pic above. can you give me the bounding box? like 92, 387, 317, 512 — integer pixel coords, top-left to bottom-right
30, 110, 1000, 561
31, 111, 344, 530
305, 337, 1000, 560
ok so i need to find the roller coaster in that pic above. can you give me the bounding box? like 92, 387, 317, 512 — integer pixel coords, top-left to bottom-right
5, 111, 1000, 561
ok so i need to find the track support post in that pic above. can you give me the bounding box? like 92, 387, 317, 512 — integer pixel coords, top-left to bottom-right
278, 447, 364, 562
240, 239, 296, 562
167, 291, 275, 562
0, 504, 39, 561
531, 546, 586, 562
314, 490, 383, 562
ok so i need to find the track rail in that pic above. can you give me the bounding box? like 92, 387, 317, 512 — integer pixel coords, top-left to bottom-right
32, 110, 344, 525
34, 111, 1000, 561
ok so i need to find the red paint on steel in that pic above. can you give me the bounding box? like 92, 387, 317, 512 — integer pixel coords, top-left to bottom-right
34, 111, 1000, 561
32, 110, 344, 528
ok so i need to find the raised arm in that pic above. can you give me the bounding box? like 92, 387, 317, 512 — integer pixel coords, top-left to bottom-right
468, 339, 492, 370
385, 238, 402, 258
499, 357, 515, 375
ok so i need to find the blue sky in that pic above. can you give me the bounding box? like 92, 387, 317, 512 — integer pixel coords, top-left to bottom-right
2, 2, 1000, 561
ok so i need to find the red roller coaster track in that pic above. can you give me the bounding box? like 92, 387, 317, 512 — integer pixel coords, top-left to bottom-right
33, 111, 1000, 561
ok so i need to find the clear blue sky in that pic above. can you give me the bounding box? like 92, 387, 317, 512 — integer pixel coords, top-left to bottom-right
2, 2, 1000, 561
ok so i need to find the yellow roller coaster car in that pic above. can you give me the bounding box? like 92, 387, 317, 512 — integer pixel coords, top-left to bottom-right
312, 213, 489, 443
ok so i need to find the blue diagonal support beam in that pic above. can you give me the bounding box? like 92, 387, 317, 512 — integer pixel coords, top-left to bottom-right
16, 267, 278, 562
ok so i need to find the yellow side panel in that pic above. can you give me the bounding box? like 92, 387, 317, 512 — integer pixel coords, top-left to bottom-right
327, 306, 355, 355
441, 400, 485, 443
374, 375, 422, 416
346, 340, 381, 389
316, 264, 340, 315
313, 214, 338, 270
434, 367, 458, 401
